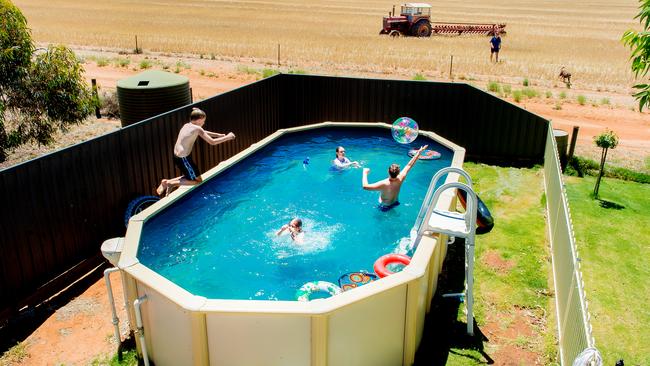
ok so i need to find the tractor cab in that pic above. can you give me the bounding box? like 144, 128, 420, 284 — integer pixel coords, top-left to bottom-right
400, 3, 431, 18
380, 3, 433, 37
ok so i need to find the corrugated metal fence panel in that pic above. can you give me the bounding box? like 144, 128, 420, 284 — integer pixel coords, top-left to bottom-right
0, 77, 281, 319
277, 75, 547, 165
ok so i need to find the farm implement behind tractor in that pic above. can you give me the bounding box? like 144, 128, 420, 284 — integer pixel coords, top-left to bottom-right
379, 3, 506, 37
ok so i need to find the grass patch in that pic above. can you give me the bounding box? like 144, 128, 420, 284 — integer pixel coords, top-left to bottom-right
444, 163, 555, 364
545, 90, 553, 98
96, 57, 109, 67
288, 69, 307, 74
236, 64, 258, 75
577, 95, 587, 105
502, 84, 511, 96
261, 68, 280, 78
521, 87, 538, 98
600, 97, 610, 105
565, 176, 650, 365
553, 101, 562, 110
413, 73, 427, 81
89, 348, 138, 366
522, 77, 529, 86
0, 342, 29, 365
487, 81, 500, 93
114, 58, 130, 68
512, 90, 523, 102
559, 91, 567, 99
139, 59, 152, 69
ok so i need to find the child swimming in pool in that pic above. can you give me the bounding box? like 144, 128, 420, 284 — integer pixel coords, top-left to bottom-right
332, 146, 360, 169
362, 145, 428, 211
276, 218, 305, 243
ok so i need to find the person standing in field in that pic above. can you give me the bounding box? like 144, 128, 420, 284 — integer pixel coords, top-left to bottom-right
490, 30, 502, 63
156, 108, 235, 196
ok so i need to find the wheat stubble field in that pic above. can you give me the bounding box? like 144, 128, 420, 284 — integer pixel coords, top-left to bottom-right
14, 0, 641, 91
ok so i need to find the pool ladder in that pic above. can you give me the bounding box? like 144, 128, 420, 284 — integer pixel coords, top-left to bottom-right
412, 167, 478, 336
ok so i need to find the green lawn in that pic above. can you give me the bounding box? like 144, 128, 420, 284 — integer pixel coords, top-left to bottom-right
445, 163, 557, 365
565, 176, 650, 365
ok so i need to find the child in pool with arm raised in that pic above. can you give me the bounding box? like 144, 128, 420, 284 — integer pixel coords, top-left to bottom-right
361, 145, 427, 211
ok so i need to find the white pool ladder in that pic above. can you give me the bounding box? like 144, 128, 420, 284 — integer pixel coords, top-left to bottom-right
414, 167, 478, 336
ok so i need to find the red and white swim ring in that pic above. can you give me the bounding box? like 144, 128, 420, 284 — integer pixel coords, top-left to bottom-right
373, 254, 411, 278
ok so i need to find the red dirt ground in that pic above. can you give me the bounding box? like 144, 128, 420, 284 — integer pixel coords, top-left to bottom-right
2, 51, 648, 365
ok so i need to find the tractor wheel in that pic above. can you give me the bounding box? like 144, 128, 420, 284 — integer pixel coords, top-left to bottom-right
412, 21, 432, 37
389, 30, 401, 37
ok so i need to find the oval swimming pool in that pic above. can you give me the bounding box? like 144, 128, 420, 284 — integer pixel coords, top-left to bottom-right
137, 126, 453, 301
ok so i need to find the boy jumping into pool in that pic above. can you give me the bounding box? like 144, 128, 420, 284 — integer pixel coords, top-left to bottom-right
156, 108, 235, 196
361, 145, 428, 211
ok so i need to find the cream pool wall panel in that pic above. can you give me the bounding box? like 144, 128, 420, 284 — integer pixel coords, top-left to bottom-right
327, 284, 407, 366
206, 313, 311, 366
137, 284, 196, 365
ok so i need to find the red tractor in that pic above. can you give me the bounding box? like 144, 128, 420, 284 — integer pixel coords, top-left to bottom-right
380, 3, 433, 37
380, 3, 506, 37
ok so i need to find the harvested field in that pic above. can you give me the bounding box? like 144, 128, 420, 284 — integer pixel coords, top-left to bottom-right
14, 0, 641, 91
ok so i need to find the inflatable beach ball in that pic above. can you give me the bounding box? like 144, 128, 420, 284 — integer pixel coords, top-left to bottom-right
391, 117, 419, 144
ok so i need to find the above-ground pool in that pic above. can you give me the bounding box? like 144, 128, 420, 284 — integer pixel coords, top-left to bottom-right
119, 122, 465, 366
137, 126, 454, 301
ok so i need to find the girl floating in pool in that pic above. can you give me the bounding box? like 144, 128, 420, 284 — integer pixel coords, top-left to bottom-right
276, 218, 305, 243
332, 146, 361, 169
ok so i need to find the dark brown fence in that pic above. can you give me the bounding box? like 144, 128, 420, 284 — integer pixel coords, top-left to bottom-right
0, 74, 547, 322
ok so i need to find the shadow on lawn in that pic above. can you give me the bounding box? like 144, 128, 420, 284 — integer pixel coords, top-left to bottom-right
414, 238, 495, 365
598, 198, 625, 210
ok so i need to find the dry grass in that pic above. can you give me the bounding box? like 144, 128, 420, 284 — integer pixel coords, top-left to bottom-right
14, 0, 641, 91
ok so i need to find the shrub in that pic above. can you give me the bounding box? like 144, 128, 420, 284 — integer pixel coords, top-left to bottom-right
288, 69, 307, 74
600, 98, 610, 105
577, 95, 587, 105
487, 81, 500, 93
502, 84, 512, 95
96, 57, 109, 67
115, 58, 130, 68
413, 73, 427, 81
237, 65, 258, 75
199, 69, 205, 76
559, 91, 567, 99
99, 89, 120, 119
513, 90, 523, 102
545, 91, 553, 98
553, 102, 562, 110
522, 78, 529, 86
176, 60, 191, 70
522, 88, 538, 98
262, 68, 280, 78
566, 156, 650, 183
139, 59, 152, 69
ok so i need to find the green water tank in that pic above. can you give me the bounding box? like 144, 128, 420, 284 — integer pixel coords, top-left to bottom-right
117, 70, 191, 127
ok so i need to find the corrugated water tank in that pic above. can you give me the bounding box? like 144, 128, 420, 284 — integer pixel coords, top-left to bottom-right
117, 70, 191, 127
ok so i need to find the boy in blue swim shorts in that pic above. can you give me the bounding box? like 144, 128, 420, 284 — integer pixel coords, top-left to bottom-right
156, 108, 235, 196
362, 145, 427, 211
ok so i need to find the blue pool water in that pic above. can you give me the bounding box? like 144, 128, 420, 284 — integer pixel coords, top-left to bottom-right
138, 127, 452, 300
